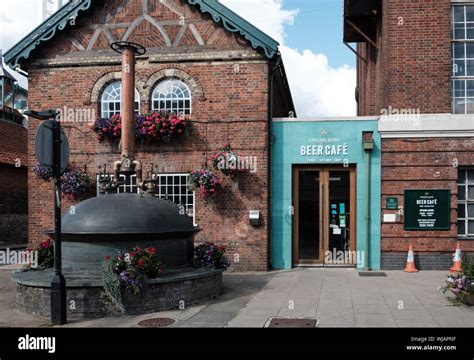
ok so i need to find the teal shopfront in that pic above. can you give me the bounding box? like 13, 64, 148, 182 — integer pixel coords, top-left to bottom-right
271, 118, 381, 270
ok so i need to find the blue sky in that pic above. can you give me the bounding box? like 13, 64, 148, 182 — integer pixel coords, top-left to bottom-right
284, 0, 354, 68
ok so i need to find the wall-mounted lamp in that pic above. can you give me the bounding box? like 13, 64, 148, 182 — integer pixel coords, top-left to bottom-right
362, 131, 374, 152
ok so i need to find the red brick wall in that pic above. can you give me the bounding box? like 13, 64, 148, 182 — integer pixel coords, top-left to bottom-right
353, 1, 474, 261
23, 0, 287, 271
357, 0, 452, 116
382, 138, 474, 254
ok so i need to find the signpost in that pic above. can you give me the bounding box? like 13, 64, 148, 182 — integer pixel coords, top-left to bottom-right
26, 109, 68, 325
35, 120, 69, 173
404, 190, 451, 231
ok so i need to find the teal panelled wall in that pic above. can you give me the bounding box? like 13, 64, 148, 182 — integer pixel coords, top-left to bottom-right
271, 119, 381, 270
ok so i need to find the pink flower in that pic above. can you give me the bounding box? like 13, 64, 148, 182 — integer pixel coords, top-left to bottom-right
40, 239, 50, 249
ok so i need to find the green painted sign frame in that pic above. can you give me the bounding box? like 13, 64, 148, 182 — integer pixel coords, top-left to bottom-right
386, 197, 398, 210
404, 189, 451, 231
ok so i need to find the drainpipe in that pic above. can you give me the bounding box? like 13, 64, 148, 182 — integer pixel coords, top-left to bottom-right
268, 54, 283, 270
362, 132, 375, 271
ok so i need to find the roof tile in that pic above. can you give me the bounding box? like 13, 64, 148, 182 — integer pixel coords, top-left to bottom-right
0, 120, 27, 166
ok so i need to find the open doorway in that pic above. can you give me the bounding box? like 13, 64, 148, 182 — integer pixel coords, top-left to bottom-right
292, 166, 356, 266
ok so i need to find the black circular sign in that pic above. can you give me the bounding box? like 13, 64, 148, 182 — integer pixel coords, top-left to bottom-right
35, 120, 69, 174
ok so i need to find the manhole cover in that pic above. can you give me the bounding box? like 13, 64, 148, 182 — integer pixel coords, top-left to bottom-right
267, 318, 318, 328
359, 271, 387, 277
137, 318, 176, 328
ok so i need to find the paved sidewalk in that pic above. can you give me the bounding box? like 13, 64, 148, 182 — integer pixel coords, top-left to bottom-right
0, 267, 473, 327
224, 268, 474, 328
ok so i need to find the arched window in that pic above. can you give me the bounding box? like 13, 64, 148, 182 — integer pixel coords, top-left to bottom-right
101, 81, 140, 118
151, 78, 191, 115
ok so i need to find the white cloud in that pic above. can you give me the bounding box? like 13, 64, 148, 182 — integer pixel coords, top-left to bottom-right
221, 0, 357, 117
281, 46, 356, 117
219, 0, 298, 44
0, 0, 40, 52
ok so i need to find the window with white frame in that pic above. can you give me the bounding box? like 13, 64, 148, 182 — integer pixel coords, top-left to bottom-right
101, 81, 140, 118
152, 173, 195, 225
452, 5, 474, 114
457, 168, 474, 237
96, 173, 196, 225
151, 78, 192, 115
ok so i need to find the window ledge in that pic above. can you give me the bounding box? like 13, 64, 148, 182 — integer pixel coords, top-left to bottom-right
457, 236, 474, 241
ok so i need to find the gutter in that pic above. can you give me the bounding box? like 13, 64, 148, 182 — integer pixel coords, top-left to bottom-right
4, 0, 92, 68
267, 54, 282, 270
365, 150, 372, 270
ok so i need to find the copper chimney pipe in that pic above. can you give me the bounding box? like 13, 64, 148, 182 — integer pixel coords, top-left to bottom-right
110, 41, 146, 178
121, 46, 136, 171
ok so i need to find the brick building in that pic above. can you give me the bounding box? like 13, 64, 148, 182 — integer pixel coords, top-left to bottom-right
346, 0, 474, 269
0, 57, 28, 246
4, 0, 295, 271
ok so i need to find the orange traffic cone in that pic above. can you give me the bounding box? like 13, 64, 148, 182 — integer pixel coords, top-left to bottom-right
450, 242, 462, 273
403, 245, 418, 273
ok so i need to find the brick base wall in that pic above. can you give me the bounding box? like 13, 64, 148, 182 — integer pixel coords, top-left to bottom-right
381, 252, 453, 270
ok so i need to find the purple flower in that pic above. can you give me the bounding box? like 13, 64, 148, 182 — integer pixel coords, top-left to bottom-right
33, 164, 53, 181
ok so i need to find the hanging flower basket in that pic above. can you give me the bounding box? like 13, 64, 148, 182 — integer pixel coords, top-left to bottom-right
61, 166, 92, 200
188, 169, 222, 205
90, 112, 190, 143
211, 144, 248, 179
89, 114, 122, 142
33, 163, 53, 181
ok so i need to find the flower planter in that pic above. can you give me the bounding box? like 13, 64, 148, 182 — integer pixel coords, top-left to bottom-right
90, 112, 190, 143
459, 290, 474, 305
451, 289, 474, 305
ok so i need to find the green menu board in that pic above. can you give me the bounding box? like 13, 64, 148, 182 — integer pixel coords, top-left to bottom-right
404, 190, 451, 230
